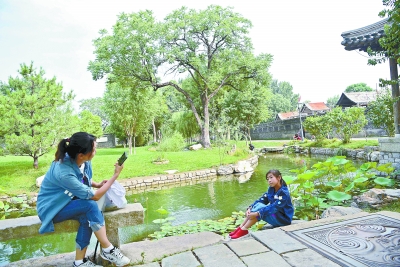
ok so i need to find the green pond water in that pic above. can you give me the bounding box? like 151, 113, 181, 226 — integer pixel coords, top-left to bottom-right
0, 153, 342, 265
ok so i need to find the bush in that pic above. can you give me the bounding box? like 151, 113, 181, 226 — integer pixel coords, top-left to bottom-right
232, 147, 248, 157
159, 132, 186, 152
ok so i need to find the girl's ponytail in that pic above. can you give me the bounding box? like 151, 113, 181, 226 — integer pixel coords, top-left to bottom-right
55, 138, 69, 162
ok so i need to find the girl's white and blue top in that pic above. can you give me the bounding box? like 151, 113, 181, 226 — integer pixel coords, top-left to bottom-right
249, 185, 294, 226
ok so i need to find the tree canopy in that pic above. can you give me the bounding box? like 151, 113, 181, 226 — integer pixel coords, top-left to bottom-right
88, 5, 273, 148
0, 62, 75, 168
79, 97, 109, 131
367, 87, 398, 137
104, 81, 161, 154
345, 83, 374, 93
79, 110, 103, 138
326, 95, 340, 109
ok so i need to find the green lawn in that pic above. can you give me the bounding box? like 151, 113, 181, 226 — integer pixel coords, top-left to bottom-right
0, 138, 379, 197
0, 140, 286, 196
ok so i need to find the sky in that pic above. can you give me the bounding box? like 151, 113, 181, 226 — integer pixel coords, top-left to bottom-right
0, 0, 391, 110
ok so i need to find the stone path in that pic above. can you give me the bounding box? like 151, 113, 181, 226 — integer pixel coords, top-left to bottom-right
7, 211, 400, 267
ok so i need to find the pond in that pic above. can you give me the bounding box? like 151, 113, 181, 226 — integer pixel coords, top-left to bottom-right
0, 153, 339, 265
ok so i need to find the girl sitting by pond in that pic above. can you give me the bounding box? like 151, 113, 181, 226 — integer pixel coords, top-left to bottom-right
229, 169, 294, 239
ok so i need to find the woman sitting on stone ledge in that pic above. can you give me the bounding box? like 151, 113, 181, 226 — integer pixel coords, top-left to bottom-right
36, 132, 130, 267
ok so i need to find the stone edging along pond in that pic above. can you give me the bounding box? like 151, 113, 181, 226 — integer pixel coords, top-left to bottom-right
0, 155, 259, 207
291, 145, 381, 162
0, 146, 394, 208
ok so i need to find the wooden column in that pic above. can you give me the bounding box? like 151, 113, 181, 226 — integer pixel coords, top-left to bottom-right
389, 58, 400, 135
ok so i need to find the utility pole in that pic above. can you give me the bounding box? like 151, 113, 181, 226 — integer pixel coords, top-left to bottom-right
298, 103, 304, 140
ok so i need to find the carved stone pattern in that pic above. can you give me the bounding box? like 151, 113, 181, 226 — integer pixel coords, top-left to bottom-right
300, 216, 400, 267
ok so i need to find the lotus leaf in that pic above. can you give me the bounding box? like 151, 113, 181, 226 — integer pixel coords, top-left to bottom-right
326, 190, 351, 201
374, 177, 395, 186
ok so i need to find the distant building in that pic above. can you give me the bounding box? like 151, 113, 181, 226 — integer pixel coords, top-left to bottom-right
275, 102, 330, 121
97, 133, 116, 148
275, 111, 299, 121
300, 102, 330, 115
336, 92, 377, 108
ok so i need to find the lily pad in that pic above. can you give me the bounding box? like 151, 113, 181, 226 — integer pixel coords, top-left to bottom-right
374, 177, 395, 187
326, 190, 351, 201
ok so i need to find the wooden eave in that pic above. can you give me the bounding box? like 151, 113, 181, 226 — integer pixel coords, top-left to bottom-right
341, 18, 389, 52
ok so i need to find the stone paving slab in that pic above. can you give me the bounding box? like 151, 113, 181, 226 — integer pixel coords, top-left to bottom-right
282, 249, 342, 267
194, 244, 246, 267
161, 251, 200, 267
6, 232, 222, 267
225, 238, 270, 257
251, 228, 307, 254
135, 262, 160, 267
241, 251, 292, 267
122, 232, 222, 264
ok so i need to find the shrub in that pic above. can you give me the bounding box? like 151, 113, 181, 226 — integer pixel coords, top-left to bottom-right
158, 132, 185, 152
232, 147, 248, 157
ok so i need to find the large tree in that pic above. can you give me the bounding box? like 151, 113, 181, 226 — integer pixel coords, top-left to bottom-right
367, 87, 398, 137
79, 97, 109, 131
0, 63, 74, 168
104, 82, 157, 155
79, 110, 103, 138
88, 6, 273, 148
264, 80, 299, 122
222, 78, 272, 143
326, 95, 340, 109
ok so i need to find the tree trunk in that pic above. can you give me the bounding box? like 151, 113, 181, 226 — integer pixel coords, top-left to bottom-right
248, 127, 252, 145
199, 96, 211, 148
389, 58, 400, 135
128, 135, 133, 155
152, 119, 157, 143
33, 156, 39, 169
133, 135, 136, 155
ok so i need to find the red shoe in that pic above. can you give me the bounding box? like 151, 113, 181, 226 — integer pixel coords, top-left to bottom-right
231, 228, 249, 239
229, 227, 241, 237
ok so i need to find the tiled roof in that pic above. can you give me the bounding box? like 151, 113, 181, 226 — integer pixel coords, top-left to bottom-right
304, 102, 330, 111
340, 18, 388, 52
276, 111, 299, 121
336, 92, 377, 107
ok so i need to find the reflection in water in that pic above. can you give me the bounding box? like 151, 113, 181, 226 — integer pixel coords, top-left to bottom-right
0, 154, 330, 265
207, 182, 216, 205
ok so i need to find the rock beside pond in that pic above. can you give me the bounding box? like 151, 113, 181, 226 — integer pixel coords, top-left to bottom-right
189, 144, 202, 150
234, 160, 254, 173
217, 165, 234, 175
352, 188, 400, 209
321, 206, 363, 219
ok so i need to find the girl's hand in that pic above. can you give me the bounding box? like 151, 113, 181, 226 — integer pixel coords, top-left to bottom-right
114, 162, 124, 176
92, 180, 107, 188
98, 180, 108, 187
246, 208, 252, 217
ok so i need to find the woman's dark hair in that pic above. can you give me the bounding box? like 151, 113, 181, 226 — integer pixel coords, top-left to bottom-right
266, 169, 287, 187
55, 132, 96, 162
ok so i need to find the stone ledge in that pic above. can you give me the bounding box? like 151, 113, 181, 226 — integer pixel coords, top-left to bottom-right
0, 203, 144, 247
379, 137, 400, 153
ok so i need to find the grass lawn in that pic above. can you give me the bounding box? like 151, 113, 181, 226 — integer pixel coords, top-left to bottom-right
0, 138, 379, 197
0, 140, 286, 196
